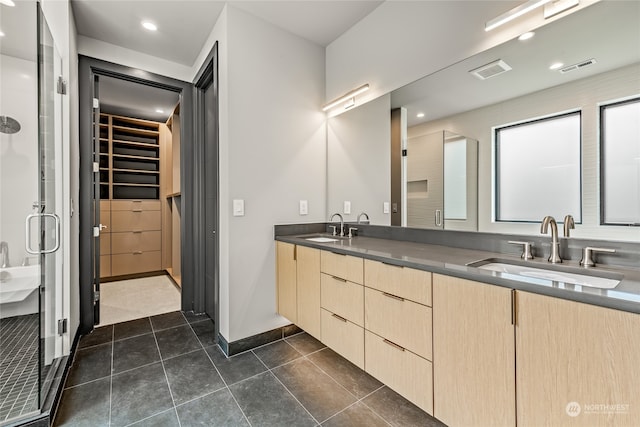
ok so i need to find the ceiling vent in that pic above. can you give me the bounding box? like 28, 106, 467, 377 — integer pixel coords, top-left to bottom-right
469, 59, 512, 80
560, 58, 597, 74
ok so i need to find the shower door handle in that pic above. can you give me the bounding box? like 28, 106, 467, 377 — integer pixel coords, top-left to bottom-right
25, 213, 61, 254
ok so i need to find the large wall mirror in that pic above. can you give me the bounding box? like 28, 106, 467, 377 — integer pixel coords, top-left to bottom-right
327, 0, 640, 242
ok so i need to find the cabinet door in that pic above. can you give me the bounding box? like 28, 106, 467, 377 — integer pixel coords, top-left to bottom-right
432, 274, 515, 427
296, 246, 321, 339
276, 242, 297, 323
516, 291, 640, 426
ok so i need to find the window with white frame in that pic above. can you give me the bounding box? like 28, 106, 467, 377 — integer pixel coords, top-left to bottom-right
601, 97, 640, 225
495, 111, 582, 222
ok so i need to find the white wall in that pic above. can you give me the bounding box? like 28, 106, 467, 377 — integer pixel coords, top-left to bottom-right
221, 6, 326, 341
326, 0, 598, 109
327, 94, 391, 225
410, 63, 640, 242
0, 55, 38, 267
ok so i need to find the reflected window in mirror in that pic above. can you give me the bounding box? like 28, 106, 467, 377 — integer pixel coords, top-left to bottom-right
601, 97, 640, 226
495, 111, 582, 223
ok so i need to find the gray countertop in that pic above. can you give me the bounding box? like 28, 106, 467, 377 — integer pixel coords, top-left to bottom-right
276, 233, 640, 315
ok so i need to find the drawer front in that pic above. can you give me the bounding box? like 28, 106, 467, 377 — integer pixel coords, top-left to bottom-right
100, 208, 111, 230
365, 287, 432, 360
111, 200, 161, 211
365, 330, 433, 415
100, 255, 111, 278
111, 210, 161, 232
99, 200, 111, 212
111, 231, 161, 254
364, 259, 432, 306
100, 233, 111, 255
321, 309, 364, 369
321, 273, 364, 326
111, 251, 161, 276
321, 251, 363, 284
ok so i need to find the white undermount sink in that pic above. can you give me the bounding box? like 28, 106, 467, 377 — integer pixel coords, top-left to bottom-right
470, 260, 621, 289
305, 236, 339, 243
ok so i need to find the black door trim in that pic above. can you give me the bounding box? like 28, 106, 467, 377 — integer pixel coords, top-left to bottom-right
78, 56, 195, 333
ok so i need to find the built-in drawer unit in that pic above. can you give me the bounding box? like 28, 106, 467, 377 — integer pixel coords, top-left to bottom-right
321, 251, 363, 284
321, 309, 364, 369
111, 251, 162, 276
100, 255, 111, 278
321, 273, 364, 326
99, 200, 111, 230
111, 230, 161, 255
365, 330, 433, 414
364, 259, 432, 306
111, 210, 161, 232
110, 199, 161, 212
100, 233, 111, 255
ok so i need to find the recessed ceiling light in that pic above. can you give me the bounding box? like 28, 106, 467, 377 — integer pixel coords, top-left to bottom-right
0, 0, 16, 7
417, 113, 425, 118
155, 108, 164, 114
0, 30, 4, 37
142, 21, 157, 31
518, 32, 535, 41
549, 62, 564, 70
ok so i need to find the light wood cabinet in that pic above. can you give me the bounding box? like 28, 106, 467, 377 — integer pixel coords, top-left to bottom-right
276, 242, 297, 323
516, 291, 640, 426
365, 330, 433, 414
111, 231, 161, 255
111, 251, 161, 276
321, 251, 363, 284
364, 259, 432, 306
111, 210, 161, 232
364, 287, 432, 360
321, 309, 364, 369
432, 274, 516, 427
296, 246, 321, 340
320, 273, 364, 326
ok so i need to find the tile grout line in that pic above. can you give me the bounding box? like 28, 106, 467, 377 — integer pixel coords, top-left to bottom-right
150, 316, 183, 427
184, 312, 253, 427
252, 348, 322, 426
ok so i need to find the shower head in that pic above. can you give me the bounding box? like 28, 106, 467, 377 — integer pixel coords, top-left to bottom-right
0, 116, 21, 134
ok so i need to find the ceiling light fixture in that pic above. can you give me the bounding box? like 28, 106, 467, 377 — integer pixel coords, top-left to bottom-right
417, 113, 425, 118
485, 0, 552, 31
142, 21, 157, 31
155, 109, 164, 114
0, 0, 16, 7
549, 62, 564, 70
518, 31, 535, 41
322, 83, 370, 112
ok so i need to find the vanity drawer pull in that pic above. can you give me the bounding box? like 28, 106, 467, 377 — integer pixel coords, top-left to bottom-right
382, 261, 403, 268
132, 230, 143, 234
382, 292, 405, 302
132, 209, 143, 212
332, 276, 347, 283
383, 339, 405, 352
331, 313, 347, 323
133, 251, 143, 255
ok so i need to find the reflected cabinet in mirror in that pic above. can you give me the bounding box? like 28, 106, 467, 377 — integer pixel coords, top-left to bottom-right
327, 0, 640, 242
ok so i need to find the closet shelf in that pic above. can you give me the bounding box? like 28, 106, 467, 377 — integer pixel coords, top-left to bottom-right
113, 168, 160, 175
113, 183, 160, 188
111, 125, 159, 137
166, 191, 181, 198
112, 154, 160, 161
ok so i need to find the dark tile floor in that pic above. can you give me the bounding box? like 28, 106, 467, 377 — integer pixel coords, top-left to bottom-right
54, 311, 445, 426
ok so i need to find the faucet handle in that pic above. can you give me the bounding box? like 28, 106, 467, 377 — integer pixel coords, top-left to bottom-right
580, 247, 616, 268
508, 241, 534, 260
329, 225, 337, 236
348, 227, 358, 238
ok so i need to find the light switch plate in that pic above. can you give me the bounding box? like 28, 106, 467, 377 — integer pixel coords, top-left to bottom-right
344, 201, 351, 215
383, 202, 390, 214
233, 199, 245, 216
299, 200, 308, 215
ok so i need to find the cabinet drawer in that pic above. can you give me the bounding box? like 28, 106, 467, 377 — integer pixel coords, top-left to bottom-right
111, 200, 161, 211
321, 309, 364, 369
321, 273, 364, 326
100, 255, 111, 278
99, 200, 111, 212
100, 209, 111, 230
111, 231, 161, 254
111, 210, 161, 232
365, 330, 433, 415
100, 233, 111, 255
321, 251, 363, 284
111, 251, 161, 276
364, 259, 432, 306
365, 287, 432, 360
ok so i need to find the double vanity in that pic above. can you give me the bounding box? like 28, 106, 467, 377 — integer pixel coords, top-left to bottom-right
274, 224, 640, 426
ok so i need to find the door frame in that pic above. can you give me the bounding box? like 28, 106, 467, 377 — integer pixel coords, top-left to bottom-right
192, 43, 220, 341
78, 56, 196, 333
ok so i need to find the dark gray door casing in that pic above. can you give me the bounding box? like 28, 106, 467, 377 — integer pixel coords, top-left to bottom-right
78, 56, 196, 333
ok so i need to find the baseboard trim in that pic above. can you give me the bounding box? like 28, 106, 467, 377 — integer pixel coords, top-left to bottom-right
218, 324, 303, 357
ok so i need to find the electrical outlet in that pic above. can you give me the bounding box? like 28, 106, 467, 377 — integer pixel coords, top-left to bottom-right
299, 200, 308, 215
344, 201, 351, 214
383, 202, 390, 214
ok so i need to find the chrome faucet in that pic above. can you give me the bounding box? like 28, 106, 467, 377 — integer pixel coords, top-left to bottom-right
357, 212, 370, 224
540, 216, 562, 263
1, 241, 9, 268
563, 214, 575, 237
330, 213, 344, 237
